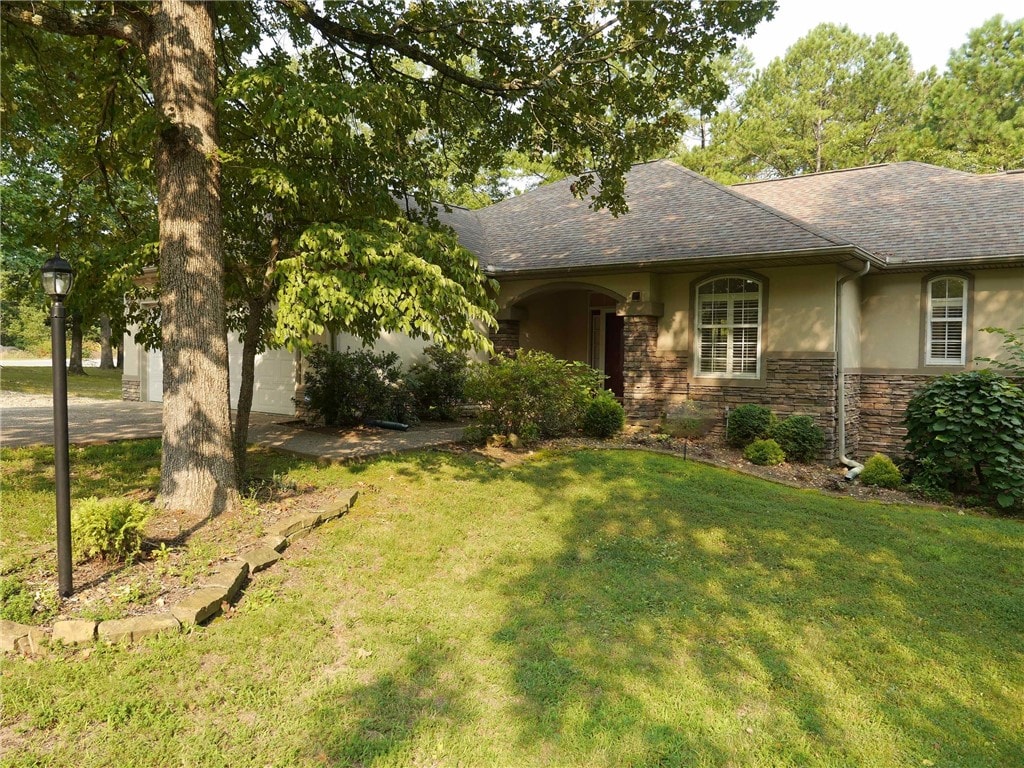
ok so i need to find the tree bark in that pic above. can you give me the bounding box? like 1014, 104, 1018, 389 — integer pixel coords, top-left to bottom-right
67, 312, 86, 375
99, 314, 116, 369
233, 296, 265, 482
144, 0, 239, 514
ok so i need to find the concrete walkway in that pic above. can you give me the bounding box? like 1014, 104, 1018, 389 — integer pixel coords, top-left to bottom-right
0, 392, 464, 460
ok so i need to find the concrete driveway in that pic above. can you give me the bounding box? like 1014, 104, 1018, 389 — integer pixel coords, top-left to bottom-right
0, 392, 463, 460
0, 393, 277, 449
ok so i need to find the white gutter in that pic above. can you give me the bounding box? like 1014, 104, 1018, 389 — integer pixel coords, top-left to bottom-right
836, 258, 871, 480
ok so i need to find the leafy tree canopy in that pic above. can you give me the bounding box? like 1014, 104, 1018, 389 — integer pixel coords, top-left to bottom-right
913, 15, 1024, 171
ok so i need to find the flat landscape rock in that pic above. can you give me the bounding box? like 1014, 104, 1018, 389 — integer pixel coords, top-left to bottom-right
267, 512, 321, 539
201, 562, 249, 600
0, 620, 35, 653
52, 620, 97, 646
170, 587, 229, 626
240, 546, 281, 573
99, 614, 180, 644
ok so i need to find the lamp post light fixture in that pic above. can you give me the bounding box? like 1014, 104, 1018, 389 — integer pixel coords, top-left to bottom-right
41, 248, 75, 597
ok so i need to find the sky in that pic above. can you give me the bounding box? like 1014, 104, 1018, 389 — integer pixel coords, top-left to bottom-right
742, 0, 1020, 73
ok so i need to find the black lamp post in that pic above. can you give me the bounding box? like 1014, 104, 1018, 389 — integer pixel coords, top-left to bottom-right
41, 248, 75, 597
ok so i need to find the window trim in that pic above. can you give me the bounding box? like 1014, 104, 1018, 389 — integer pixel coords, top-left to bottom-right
693, 274, 764, 379
923, 274, 970, 367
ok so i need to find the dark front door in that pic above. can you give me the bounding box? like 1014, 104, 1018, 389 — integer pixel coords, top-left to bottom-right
604, 312, 624, 398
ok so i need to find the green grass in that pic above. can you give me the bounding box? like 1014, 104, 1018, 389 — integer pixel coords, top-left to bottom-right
0, 365, 123, 399
2, 446, 1022, 767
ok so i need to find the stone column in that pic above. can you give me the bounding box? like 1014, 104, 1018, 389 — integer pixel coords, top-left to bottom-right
619, 301, 664, 421
490, 307, 527, 356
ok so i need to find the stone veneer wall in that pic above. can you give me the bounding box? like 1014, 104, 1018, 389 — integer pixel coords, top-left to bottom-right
122, 376, 140, 402
853, 374, 936, 458
842, 372, 861, 457
622, 315, 841, 457
491, 319, 521, 357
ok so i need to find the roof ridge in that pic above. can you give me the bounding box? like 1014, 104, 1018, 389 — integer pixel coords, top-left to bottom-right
659, 160, 853, 249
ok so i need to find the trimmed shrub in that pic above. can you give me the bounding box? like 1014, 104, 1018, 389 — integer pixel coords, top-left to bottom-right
860, 453, 903, 488
662, 401, 717, 439
771, 414, 825, 463
302, 345, 413, 427
904, 370, 1024, 510
726, 404, 775, 448
406, 345, 469, 421
583, 391, 626, 438
465, 350, 603, 442
72, 497, 151, 563
744, 438, 786, 466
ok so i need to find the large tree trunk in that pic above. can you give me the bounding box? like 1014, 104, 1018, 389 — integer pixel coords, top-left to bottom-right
145, 0, 239, 515
68, 312, 85, 375
233, 297, 265, 482
99, 314, 116, 369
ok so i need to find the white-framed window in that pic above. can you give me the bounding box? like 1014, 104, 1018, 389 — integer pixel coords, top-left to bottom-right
926, 276, 967, 365
695, 276, 762, 378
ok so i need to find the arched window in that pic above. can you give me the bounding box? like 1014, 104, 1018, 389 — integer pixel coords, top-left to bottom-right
695, 276, 762, 378
926, 276, 967, 365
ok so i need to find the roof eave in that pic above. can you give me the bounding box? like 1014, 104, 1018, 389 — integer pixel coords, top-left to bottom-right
484, 246, 880, 281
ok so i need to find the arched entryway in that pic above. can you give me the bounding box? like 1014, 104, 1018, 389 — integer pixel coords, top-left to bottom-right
493, 282, 626, 398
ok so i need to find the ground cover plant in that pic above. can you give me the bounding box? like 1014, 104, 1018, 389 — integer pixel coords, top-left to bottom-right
1, 446, 1022, 767
0, 366, 123, 399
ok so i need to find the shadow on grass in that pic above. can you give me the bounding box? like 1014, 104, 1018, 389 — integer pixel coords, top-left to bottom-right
486, 449, 1024, 765
303, 635, 468, 765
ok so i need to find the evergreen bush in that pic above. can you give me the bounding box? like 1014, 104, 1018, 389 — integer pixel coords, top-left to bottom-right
302, 345, 413, 426
405, 345, 469, 421
726, 404, 775, 448
72, 497, 151, 563
860, 453, 903, 488
771, 414, 825, 462
744, 438, 786, 466
583, 390, 626, 438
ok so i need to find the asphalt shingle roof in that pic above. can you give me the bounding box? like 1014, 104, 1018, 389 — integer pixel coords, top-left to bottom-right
439, 160, 1023, 275
734, 162, 1024, 266
470, 160, 850, 273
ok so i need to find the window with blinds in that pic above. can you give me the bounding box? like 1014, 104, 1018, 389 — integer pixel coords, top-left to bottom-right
927, 277, 967, 365
696, 277, 762, 377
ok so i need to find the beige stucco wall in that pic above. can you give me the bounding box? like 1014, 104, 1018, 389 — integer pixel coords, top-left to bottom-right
122, 326, 141, 377
840, 276, 862, 370
657, 265, 837, 354
518, 290, 591, 361
974, 269, 1024, 363
860, 267, 1024, 370
497, 273, 652, 308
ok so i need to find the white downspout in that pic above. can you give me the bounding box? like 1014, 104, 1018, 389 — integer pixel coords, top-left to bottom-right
836, 258, 871, 480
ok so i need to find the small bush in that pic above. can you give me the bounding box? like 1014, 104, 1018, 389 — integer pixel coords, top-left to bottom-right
302, 346, 413, 427
72, 497, 151, 563
905, 370, 1024, 510
662, 401, 716, 439
465, 349, 603, 442
0, 577, 35, 624
771, 414, 825, 463
860, 453, 903, 488
583, 391, 626, 438
744, 438, 786, 466
406, 345, 469, 421
727, 404, 775, 448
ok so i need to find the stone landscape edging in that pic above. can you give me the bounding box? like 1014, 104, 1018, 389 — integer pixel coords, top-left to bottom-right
0, 489, 359, 655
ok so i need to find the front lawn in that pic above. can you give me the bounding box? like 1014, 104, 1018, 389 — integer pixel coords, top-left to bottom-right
0, 365, 123, 399
1, 445, 1022, 767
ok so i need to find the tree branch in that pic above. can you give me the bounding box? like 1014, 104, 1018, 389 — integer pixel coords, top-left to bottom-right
0, 2, 148, 47
277, 0, 543, 94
